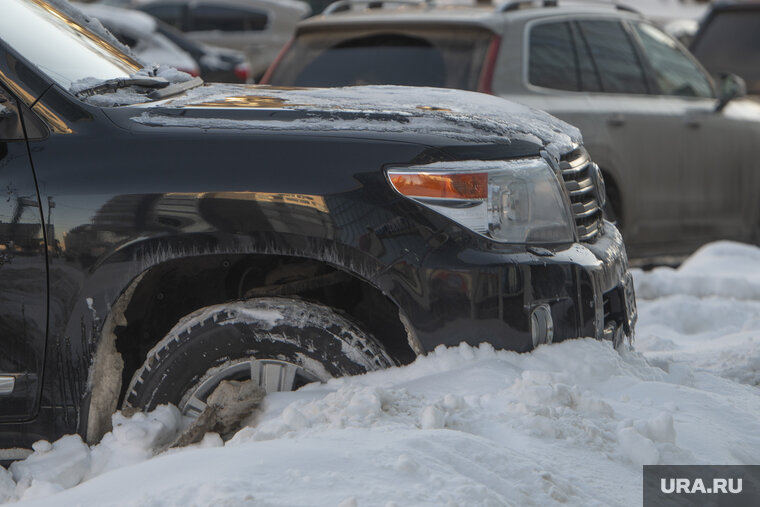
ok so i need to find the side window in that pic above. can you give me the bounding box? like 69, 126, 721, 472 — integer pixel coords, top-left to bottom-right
189, 5, 268, 32
0, 89, 25, 141
529, 22, 578, 91
569, 22, 602, 92
141, 4, 185, 30
632, 22, 714, 98
577, 19, 648, 94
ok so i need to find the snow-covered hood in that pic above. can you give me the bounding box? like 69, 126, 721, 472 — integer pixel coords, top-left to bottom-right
130, 84, 581, 152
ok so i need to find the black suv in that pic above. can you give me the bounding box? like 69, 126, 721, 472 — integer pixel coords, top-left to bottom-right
0, 0, 634, 454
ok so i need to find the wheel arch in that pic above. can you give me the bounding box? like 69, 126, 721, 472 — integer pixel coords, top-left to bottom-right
80, 238, 420, 443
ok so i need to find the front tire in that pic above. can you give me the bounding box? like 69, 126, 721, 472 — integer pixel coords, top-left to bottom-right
124, 297, 393, 416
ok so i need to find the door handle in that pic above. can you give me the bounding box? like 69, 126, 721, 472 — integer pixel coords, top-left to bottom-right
607, 114, 625, 127
685, 119, 701, 130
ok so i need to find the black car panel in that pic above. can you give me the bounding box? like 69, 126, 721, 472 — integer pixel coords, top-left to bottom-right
0, 86, 47, 423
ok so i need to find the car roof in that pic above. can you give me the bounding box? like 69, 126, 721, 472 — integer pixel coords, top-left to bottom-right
297, 1, 645, 33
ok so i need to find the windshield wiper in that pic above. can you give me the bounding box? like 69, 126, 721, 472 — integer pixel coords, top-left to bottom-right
146, 77, 203, 100
75, 75, 204, 102
75, 76, 170, 98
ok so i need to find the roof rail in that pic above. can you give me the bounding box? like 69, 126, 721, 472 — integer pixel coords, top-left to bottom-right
496, 0, 638, 14
323, 0, 433, 15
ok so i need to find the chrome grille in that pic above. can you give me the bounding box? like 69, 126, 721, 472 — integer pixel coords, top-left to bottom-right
560, 147, 603, 242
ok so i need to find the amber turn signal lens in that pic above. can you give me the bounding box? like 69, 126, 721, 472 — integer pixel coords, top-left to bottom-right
389, 172, 488, 200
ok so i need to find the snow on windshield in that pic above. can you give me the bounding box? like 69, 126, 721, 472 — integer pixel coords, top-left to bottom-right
1, 241, 759, 506
45, 0, 133, 57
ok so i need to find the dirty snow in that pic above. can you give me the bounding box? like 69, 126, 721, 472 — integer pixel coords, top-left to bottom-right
1, 241, 759, 506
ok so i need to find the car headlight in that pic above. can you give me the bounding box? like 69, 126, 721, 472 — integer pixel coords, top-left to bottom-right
387, 158, 575, 244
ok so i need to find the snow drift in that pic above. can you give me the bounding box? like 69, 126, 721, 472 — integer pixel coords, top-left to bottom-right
1, 241, 759, 506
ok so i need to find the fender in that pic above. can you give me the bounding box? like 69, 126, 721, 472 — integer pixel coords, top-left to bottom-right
66, 226, 423, 442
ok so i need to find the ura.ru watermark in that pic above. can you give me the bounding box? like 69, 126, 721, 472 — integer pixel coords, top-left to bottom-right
660, 477, 742, 495
644, 465, 760, 506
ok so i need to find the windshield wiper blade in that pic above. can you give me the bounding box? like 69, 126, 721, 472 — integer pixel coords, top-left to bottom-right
147, 77, 203, 100
75, 76, 169, 98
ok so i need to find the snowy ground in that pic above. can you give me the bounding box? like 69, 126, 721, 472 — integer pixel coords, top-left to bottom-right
1, 241, 759, 506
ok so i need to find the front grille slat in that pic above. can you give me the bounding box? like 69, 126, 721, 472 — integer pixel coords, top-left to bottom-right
572, 200, 600, 218
559, 147, 603, 242
564, 176, 594, 196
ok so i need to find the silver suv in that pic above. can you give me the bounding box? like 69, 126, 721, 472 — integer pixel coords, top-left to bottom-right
263, 0, 760, 260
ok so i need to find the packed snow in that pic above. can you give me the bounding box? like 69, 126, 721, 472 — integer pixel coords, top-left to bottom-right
133, 84, 581, 152
1, 241, 759, 506
635, 242, 760, 386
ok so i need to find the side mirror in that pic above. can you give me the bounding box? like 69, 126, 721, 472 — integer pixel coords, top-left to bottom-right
715, 73, 747, 112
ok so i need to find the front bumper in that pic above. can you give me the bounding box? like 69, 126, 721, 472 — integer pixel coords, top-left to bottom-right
563, 222, 637, 348
386, 221, 636, 354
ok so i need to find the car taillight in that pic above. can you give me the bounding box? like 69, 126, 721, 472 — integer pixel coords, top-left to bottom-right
234, 63, 252, 83
477, 35, 501, 95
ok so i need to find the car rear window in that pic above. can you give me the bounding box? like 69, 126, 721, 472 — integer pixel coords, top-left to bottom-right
266, 27, 494, 90
691, 11, 760, 95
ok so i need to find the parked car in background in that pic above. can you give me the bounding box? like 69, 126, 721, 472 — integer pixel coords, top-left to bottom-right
100, 0, 311, 79
690, 1, 760, 96
78, 2, 201, 76
81, 3, 251, 82
264, 0, 760, 261
0, 0, 635, 454
301, 0, 336, 15
156, 19, 252, 82
633, 0, 706, 30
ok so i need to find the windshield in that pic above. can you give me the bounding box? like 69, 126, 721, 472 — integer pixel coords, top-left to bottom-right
266, 27, 494, 90
0, 0, 141, 91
